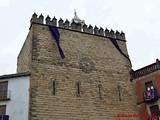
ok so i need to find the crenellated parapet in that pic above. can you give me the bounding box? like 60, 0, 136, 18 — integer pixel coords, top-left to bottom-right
30, 13, 44, 24
45, 15, 57, 26
30, 13, 126, 40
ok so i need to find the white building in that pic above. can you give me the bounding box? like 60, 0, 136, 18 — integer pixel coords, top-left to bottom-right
0, 72, 30, 120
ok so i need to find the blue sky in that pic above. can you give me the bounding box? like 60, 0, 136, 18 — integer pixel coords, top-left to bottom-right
0, 0, 160, 75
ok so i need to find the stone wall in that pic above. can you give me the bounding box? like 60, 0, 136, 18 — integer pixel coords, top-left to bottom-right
17, 31, 32, 73
17, 14, 139, 120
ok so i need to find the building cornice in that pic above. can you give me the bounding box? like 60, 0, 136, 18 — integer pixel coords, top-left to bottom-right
0, 72, 30, 80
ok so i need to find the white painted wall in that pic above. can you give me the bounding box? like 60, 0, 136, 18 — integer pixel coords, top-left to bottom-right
0, 76, 30, 120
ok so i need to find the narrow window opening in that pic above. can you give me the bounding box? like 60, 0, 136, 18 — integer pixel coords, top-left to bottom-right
117, 86, 121, 101
98, 84, 102, 99
145, 81, 154, 91
76, 82, 81, 97
52, 81, 56, 95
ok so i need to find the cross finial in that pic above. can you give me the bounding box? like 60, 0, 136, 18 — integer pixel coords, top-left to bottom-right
74, 9, 77, 17
72, 9, 85, 25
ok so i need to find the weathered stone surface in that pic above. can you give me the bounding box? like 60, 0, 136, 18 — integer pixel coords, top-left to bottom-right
17, 23, 139, 120
17, 31, 32, 73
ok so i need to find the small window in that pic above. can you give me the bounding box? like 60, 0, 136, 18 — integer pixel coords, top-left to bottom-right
145, 81, 154, 91
0, 82, 8, 99
0, 105, 6, 115
150, 105, 160, 117
76, 82, 81, 97
52, 81, 56, 95
117, 86, 121, 101
98, 84, 102, 99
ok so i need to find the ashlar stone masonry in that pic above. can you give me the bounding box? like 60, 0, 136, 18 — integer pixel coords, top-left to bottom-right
17, 13, 139, 120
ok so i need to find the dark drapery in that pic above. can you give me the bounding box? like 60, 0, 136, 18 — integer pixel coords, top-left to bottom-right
109, 38, 130, 60
144, 88, 159, 102
49, 26, 65, 59
0, 115, 9, 120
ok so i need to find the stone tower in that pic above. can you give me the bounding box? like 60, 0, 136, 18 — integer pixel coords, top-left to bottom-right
17, 13, 139, 120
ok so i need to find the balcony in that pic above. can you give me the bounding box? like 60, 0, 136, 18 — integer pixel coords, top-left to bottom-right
148, 115, 159, 120
0, 115, 9, 120
0, 90, 11, 101
143, 88, 159, 103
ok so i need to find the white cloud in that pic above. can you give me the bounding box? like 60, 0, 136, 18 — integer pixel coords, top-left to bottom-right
132, 62, 144, 70
1, 28, 28, 55
0, 54, 16, 75
68, 0, 86, 20
145, 4, 155, 14
37, 6, 50, 17
0, 28, 28, 75
148, 50, 158, 63
0, 0, 10, 7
